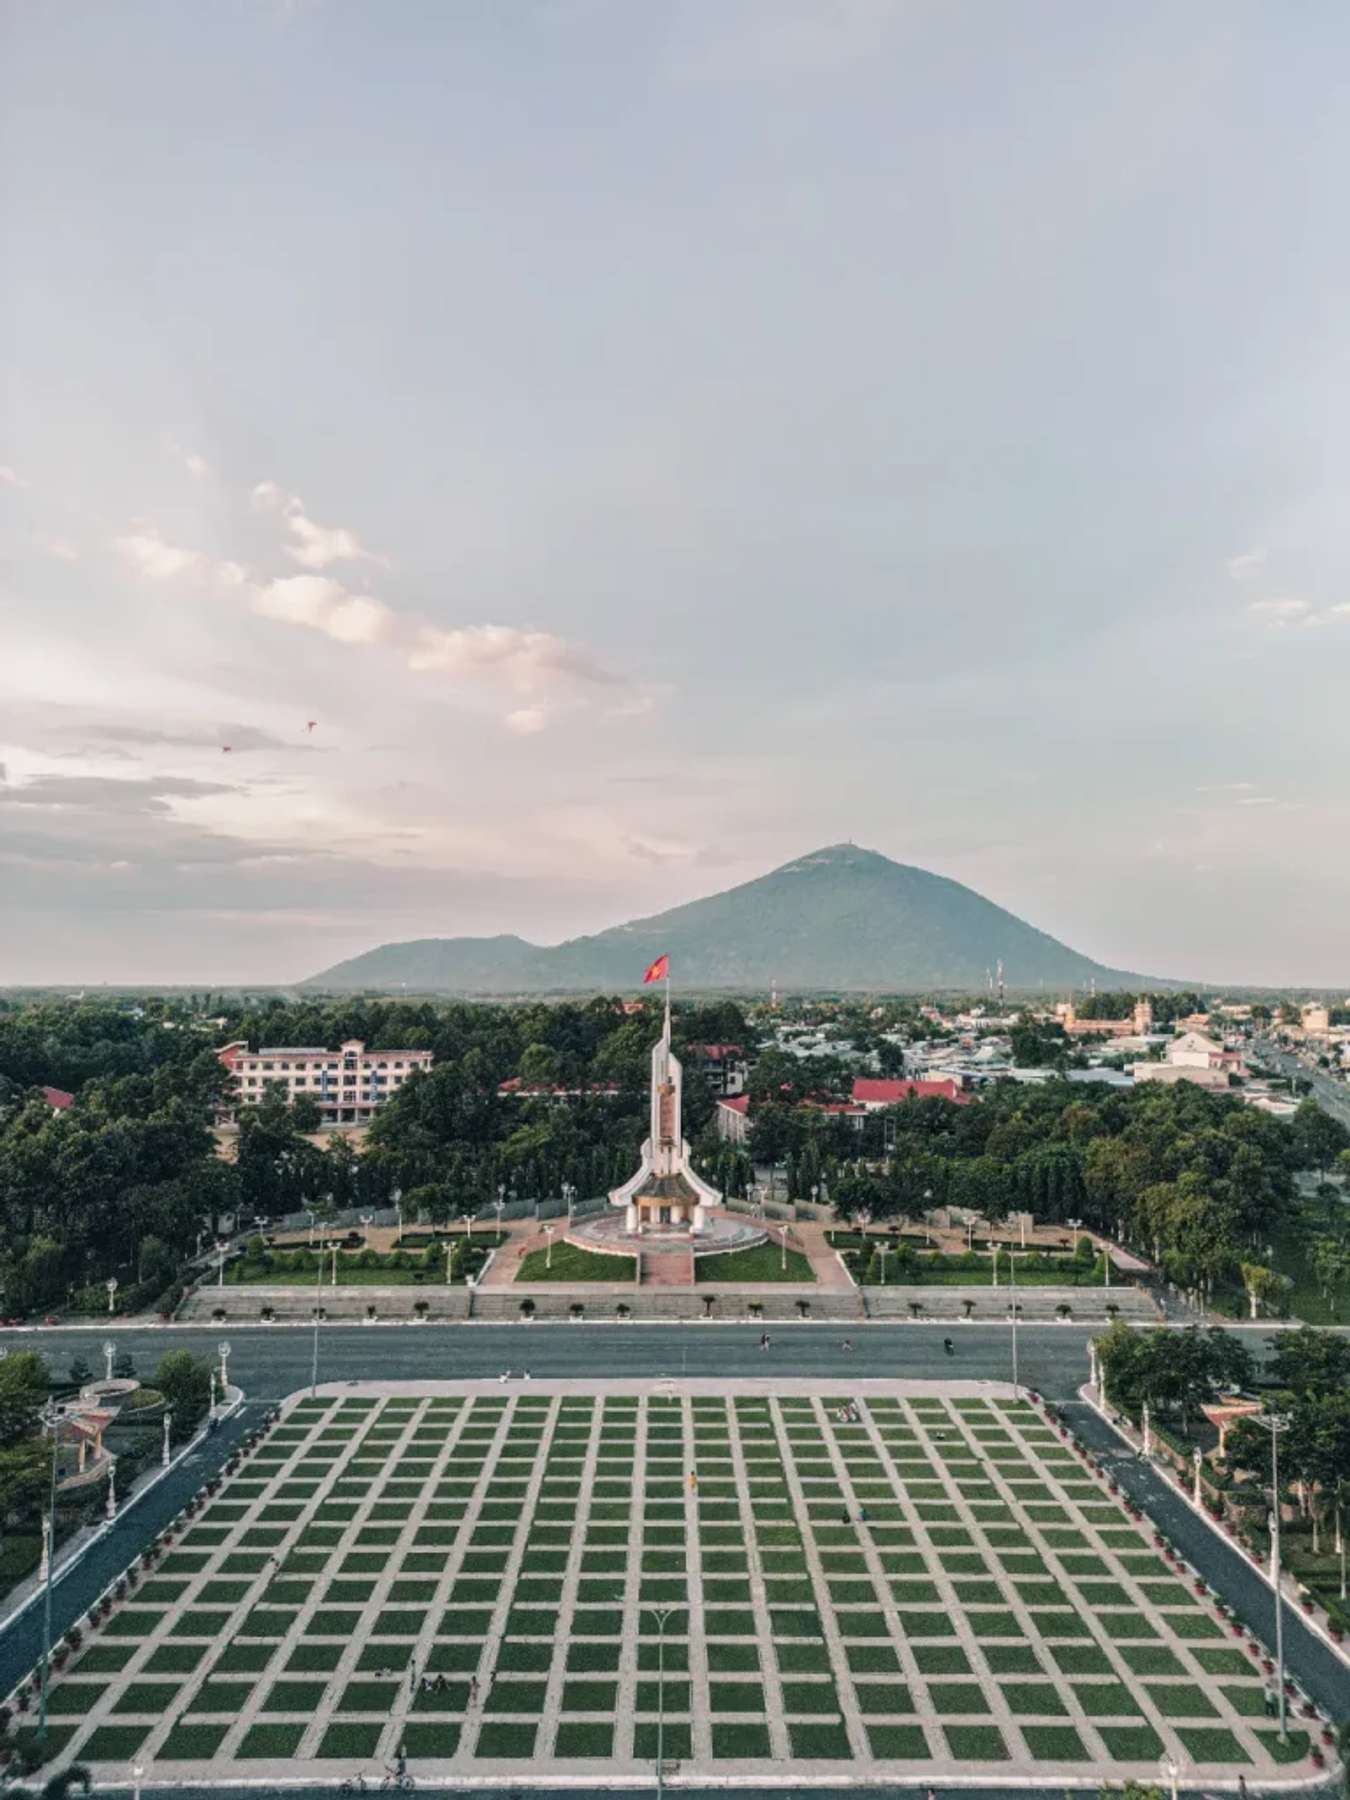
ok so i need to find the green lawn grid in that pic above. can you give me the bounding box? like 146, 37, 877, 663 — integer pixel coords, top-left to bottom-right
44, 1389, 1304, 1776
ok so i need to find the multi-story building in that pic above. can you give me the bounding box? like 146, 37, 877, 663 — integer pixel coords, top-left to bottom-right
216, 1038, 433, 1125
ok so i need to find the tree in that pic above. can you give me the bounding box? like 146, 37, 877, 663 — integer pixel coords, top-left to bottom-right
152, 1350, 212, 1431
1292, 1098, 1349, 1178
0, 1352, 48, 1449
1267, 1326, 1350, 1396
1239, 1262, 1290, 1321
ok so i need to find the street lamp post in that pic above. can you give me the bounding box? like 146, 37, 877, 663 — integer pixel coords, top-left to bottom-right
877, 1243, 889, 1287
1066, 1217, 1082, 1256
162, 1410, 173, 1468
1192, 1444, 1203, 1507
780, 1226, 788, 1273
1007, 1249, 1024, 1394
392, 1187, 403, 1242
445, 1241, 455, 1285
103, 1339, 115, 1382
331, 1237, 340, 1288
218, 1341, 231, 1401
545, 1223, 554, 1271
1261, 1412, 1291, 1743
461, 1206, 474, 1241
991, 1242, 1000, 1289
105, 1276, 119, 1314
360, 1213, 373, 1246
37, 1400, 60, 1745
105, 1454, 117, 1522
646, 1606, 674, 1795
133, 1761, 144, 1800
310, 1220, 329, 1397
1141, 1403, 1152, 1457
494, 1196, 505, 1235
1160, 1753, 1179, 1800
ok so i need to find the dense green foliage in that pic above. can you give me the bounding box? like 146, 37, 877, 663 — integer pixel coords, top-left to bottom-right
804, 1077, 1318, 1300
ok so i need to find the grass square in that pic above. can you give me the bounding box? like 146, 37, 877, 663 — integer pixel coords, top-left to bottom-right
1000, 1682, 1067, 1716
787, 1721, 852, 1757
402, 1722, 462, 1757
112, 1681, 182, 1715
142, 1642, 207, 1674
1072, 1682, 1143, 1717
711, 1721, 772, 1757
942, 1724, 1008, 1760
473, 1721, 538, 1757
159, 1723, 228, 1759
1098, 1724, 1163, 1760
913, 1645, 971, 1675
554, 1720, 615, 1757
634, 1722, 693, 1759
1021, 1724, 1088, 1759
1144, 1683, 1218, 1718
927, 1683, 990, 1715
866, 1723, 930, 1758
980, 1644, 1042, 1674
77, 1724, 152, 1760
317, 1722, 383, 1758
261, 1678, 329, 1711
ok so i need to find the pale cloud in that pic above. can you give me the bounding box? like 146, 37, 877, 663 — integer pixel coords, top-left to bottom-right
1236, 795, 1278, 806
0, 465, 27, 489
1195, 781, 1257, 793
36, 535, 79, 562
504, 707, 548, 735
1247, 597, 1319, 627
408, 623, 616, 690
183, 451, 210, 480
250, 574, 393, 645
1226, 549, 1265, 582
112, 527, 204, 580
252, 479, 370, 570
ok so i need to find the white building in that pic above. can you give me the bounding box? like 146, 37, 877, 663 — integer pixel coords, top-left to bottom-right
216, 1038, 433, 1125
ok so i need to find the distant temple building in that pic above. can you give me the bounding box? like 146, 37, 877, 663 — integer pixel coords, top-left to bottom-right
1055, 999, 1153, 1039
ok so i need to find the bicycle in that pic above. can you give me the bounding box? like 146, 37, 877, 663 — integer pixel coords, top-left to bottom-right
380, 1771, 416, 1792
339, 1777, 368, 1794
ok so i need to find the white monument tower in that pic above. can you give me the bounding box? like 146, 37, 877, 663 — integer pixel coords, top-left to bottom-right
608, 966, 720, 1235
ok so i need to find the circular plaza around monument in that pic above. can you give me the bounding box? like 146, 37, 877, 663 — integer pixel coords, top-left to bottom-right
567, 1205, 767, 1260
13, 1376, 1337, 1791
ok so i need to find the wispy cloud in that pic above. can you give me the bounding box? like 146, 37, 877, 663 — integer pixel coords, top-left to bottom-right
1226, 548, 1265, 582
252, 480, 373, 570
112, 526, 204, 580
504, 707, 548, 736
1247, 596, 1349, 629
0, 465, 28, 489
408, 624, 616, 690
251, 573, 394, 645
36, 534, 79, 563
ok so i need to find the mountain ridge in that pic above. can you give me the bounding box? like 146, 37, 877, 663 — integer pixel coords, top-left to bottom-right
302, 843, 1175, 994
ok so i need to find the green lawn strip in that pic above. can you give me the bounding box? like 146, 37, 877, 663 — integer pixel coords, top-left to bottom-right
980, 1644, 1043, 1674
159, 1722, 230, 1759
1144, 1683, 1220, 1718
517, 1243, 634, 1281
45, 1683, 106, 1715
696, 1245, 815, 1283
926, 1682, 991, 1715
855, 1683, 914, 1713
710, 1721, 773, 1757
236, 1722, 307, 1759
912, 1644, 972, 1675
260, 1679, 329, 1711
473, 1721, 538, 1757
942, 1724, 1009, 1760
1255, 1728, 1311, 1764
72, 1644, 136, 1674
111, 1681, 182, 1715
76, 1724, 152, 1761
1175, 1727, 1251, 1763
1071, 1682, 1144, 1717
999, 1682, 1067, 1716
787, 1721, 852, 1757
866, 1723, 930, 1758
316, 1721, 384, 1758
634, 1722, 693, 1759
1020, 1724, 1089, 1760
1117, 1644, 1186, 1676
554, 1720, 615, 1756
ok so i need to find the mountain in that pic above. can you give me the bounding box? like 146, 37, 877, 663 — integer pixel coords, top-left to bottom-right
302, 843, 1167, 994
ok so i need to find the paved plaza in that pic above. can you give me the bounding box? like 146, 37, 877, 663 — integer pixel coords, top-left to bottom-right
26, 1378, 1327, 1788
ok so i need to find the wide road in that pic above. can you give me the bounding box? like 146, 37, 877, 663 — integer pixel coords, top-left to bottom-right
3, 1318, 1313, 1407
1256, 1037, 1350, 1133
5, 1322, 1105, 1404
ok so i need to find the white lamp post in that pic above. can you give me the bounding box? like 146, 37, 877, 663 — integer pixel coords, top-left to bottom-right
494, 1195, 505, 1234
360, 1213, 373, 1246
1142, 1402, 1152, 1457
545, 1223, 555, 1271
215, 1241, 228, 1289
105, 1276, 119, 1314
103, 1339, 115, 1382
780, 1226, 788, 1273
444, 1241, 454, 1285
105, 1454, 117, 1521
1160, 1754, 1179, 1800
38, 1509, 51, 1583
162, 1410, 173, 1468
1192, 1444, 1203, 1506
1066, 1216, 1082, 1255
392, 1187, 403, 1241
331, 1237, 340, 1288
877, 1243, 889, 1287
218, 1341, 231, 1400
208, 1367, 218, 1421
1261, 1414, 1291, 1742
991, 1242, 1000, 1289
461, 1206, 474, 1240
133, 1760, 144, 1800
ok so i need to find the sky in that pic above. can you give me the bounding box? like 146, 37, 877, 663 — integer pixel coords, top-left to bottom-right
2, 0, 1349, 989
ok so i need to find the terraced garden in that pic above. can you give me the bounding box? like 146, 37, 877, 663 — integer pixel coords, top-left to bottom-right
18, 1380, 1331, 1785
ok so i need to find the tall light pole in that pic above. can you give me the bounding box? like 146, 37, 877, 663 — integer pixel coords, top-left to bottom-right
392, 1187, 403, 1242
102, 1339, 115, 1382
359, 1212, 373, 1247
218, 1341, 231, 1400
310, 1220, 328, 1397
445, 1241, 455, 1285
330, 1236, 339, 1288
37, 1399, 60, 1745
105, 1454, 117, 1522
780, 1226, 788, 1273
877, 1242, 889, 1287
1007, 1249, 1025, 1395
545, 1223, 555, 1271
647, 1606, 674, 1796
1066, 1216, 1082, 1256
1262, 1413, 1291, 1742
162, 1410, 173, 1468
105, 1276, 119, 1314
